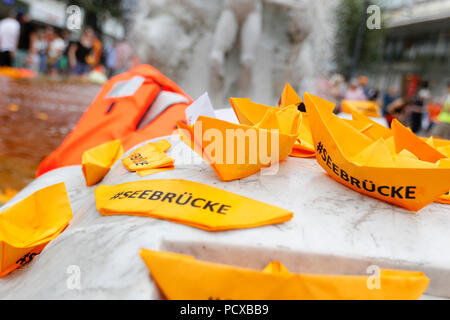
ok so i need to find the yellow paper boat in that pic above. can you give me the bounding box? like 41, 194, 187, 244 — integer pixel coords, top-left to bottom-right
0, 183, 73, 277
178, 114, 299, 181
342, 100, 381, 118
140, 249, 429, 300
422, 136, 450, 204
82, 139, 123, 186
230, 83, 317, 158
304, 92, 450, 212
346, 110, 450, 205
348, 109, 392, 141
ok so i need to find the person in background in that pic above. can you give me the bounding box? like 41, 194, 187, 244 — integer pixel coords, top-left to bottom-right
58, 29, 71, 75
410, 81, 431, 134
86, 30, 102, 68
113, 40, 133, 76
358, 75, 378, 101
387, 96, 410, 127
328, 74, 345, 113
382, 85, 399, 127
344, 78, 368, 101
68, 27, 94, 78
15, 12, 36, 69
47, 28, 65, 76
430, 81, 450, 140
0, 10, 20, 67
34, 28, 48, 73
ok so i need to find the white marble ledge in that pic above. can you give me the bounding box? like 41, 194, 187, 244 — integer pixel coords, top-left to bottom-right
1, 135, 449, 299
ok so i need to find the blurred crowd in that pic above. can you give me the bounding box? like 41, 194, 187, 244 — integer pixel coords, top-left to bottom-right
0, 9, 137, 82
327, 75, 450, 139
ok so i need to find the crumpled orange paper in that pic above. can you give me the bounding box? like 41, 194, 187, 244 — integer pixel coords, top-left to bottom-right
82, 139, 124, 186
0, 183, 73, 277
304, 92, 450, 211
122, 139, 174, 177
95, 179, 293, 231
140, 249, 429, 300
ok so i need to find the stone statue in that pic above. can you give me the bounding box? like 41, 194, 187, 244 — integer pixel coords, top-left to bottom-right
209, 0, 262, 96
130, 0, 336, 106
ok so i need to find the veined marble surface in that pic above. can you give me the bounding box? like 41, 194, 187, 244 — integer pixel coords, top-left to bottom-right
1, 133, 449, 299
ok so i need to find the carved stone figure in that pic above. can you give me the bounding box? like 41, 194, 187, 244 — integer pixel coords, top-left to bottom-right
130, 0, 336, 106
209, 0, 262, 96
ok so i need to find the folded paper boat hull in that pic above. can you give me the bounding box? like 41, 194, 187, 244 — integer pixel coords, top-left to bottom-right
140, 250, 429, 300
230, 97, 315, 158
342, 100, 381, 118
305, 93, 450, 212
82, 140, 123, 186
178, 116, 298, 181
0, 243, 47, 278
0, 183, 72, 277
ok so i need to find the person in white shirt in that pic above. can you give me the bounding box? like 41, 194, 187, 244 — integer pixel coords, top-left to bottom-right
0, 11, 20, 66
47, 27, 65, 75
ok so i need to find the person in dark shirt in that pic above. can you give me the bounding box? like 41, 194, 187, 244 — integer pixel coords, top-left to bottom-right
382, 85, 399, 127
15, 12, 36, 69
410, 81, 431, 134
68, 27, 95, 77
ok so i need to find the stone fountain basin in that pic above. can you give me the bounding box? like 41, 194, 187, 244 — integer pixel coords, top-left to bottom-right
0, 131, 449, 299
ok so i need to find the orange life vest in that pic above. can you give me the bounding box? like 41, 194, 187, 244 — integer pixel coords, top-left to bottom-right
36, 64, 192, 176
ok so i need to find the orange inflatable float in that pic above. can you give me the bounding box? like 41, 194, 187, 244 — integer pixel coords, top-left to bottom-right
37, 65, 192, 176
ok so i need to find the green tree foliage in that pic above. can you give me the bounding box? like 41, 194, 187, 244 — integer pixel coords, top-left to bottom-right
67, 0, 123, 19
334, 0, 386, 78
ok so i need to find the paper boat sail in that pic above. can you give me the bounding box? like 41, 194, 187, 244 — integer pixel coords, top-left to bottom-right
342, 100, 381, 118
304, 92, 450, 211
278, 82, 304, 110
0, 183, 73, 277
230, 84, 317, 158
82, 139, 123, 186
140, 249, 429, 300
349, 109, 392, 140
177, 114, 298, 181
347, 111, 450, 205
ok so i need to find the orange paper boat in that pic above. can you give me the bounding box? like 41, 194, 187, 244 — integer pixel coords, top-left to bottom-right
342, 100, 381, 118
178, 112, 299, 181
304, 92, 450, 212
0, 183, 72, 277
230, 84, 317, 158
82, 139, 124, 186
140, 249, 429, 300
348, 110, 450, 205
